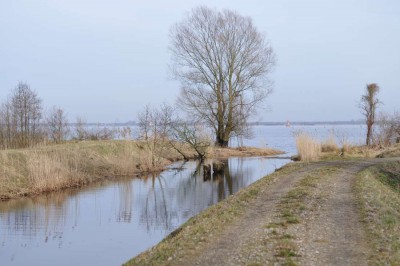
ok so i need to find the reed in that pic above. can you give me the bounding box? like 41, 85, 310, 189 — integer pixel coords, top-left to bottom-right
295, 133, 321, 162
0, 140, 184, 199
321, 133, 339, 153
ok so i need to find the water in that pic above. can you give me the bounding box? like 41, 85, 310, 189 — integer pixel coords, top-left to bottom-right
0, 124, 365, 266
232, 124, 366, 156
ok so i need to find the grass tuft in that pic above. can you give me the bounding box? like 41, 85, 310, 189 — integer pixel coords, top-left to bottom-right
295, 133, 321, 162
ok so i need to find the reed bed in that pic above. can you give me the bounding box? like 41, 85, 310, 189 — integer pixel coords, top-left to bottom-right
295, 133, 321, 162
0, 141, 183, 200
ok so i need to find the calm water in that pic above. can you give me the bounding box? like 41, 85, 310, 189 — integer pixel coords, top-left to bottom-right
233, 124, 366, 156
0, 125, 365, 266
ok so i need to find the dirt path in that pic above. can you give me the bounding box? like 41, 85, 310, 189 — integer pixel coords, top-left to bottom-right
181, 159, 396, 266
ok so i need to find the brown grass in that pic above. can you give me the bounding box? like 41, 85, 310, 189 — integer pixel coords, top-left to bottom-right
211, 146, 283, 159
0, 141, 283, 200
321, 133, 339, 153
0, 141, 183, 200
295, 133, 321, 162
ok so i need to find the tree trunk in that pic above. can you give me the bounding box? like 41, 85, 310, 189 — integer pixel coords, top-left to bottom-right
215, 135, 229, 147
366, 121, 373, 146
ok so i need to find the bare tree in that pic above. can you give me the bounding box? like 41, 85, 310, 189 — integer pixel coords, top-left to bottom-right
46, 106, 69, 143
360, 83, 381, 146
170, 6, 276, 147
170, 121, 211, 161
0, 82, 44, 148
137, 104, 212, 164
137, 104, 173, 169
0, 102, 13, 149
74, 116, 87, 141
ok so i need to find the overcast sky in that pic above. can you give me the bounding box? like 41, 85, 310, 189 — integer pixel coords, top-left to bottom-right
1, 0, 399, 123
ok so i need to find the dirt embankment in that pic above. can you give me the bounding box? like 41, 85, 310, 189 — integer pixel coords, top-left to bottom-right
126, 157, 400, 266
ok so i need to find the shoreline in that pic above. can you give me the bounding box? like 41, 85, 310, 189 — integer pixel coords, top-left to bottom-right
124, 155, 400, 265
0, 140, 283, 201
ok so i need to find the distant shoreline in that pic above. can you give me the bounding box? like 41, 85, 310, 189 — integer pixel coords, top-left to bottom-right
69, 121, 365, 127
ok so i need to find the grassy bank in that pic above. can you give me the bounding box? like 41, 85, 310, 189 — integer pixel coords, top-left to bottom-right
0, 141, 159, 199
354, 161, 400, 264
124, 162, 305, 266
0, 141, 282, 200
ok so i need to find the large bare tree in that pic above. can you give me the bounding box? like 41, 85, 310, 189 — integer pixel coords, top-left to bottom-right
360, 83, 381, 146
170, 6, 276, 147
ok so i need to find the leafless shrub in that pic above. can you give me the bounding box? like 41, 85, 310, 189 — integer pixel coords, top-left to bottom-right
374, 111, 400, 146
46, 106, 69, 144
74, 116, 88, 140
170, 120, 212, 161
137, 104, 174, 170
137, 104, 212, 165
117, 126, 132, 140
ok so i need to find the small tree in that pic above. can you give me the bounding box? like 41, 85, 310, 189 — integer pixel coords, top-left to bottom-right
170, 120, 211, 161
74, 116, 87, 140
7, 82, 43, 148
46, 106, 69, 143
360, 83, 381, 146
137, 104, 173, 170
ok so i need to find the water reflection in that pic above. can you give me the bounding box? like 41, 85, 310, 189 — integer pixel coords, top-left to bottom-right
0, 157, 289, 266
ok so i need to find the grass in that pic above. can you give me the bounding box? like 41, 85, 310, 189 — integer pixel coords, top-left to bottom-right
124, 163, 304, 266
354, 161, 400, 265
0, 140, 283, 200
321, 133, 339, 153
0, 140, 187, 199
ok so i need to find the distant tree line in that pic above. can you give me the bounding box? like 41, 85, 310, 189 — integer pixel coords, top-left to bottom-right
0, 82, 123, 149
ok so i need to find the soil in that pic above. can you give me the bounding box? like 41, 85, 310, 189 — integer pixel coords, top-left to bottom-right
173, 158, 399, 265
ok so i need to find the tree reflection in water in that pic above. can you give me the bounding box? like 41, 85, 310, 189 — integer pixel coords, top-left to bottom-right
0, 157, 289, 266
138, 158, 257, 232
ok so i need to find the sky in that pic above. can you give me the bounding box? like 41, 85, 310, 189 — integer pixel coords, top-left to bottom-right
1, 0, 399, 123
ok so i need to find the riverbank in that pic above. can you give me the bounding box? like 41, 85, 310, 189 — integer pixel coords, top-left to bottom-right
0, 140, 282, 200
125, 149, 400, 265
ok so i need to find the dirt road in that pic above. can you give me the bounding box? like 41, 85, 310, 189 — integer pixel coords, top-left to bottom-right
182, 159, 395, 265
127, 158, 399, 266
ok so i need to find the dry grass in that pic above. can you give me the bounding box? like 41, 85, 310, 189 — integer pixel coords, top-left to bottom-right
211, 146, 283, 159
0, 140, 283, 200
321, 133, 339, 153
0, 140, 185, 200
295, 133, 321, 162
